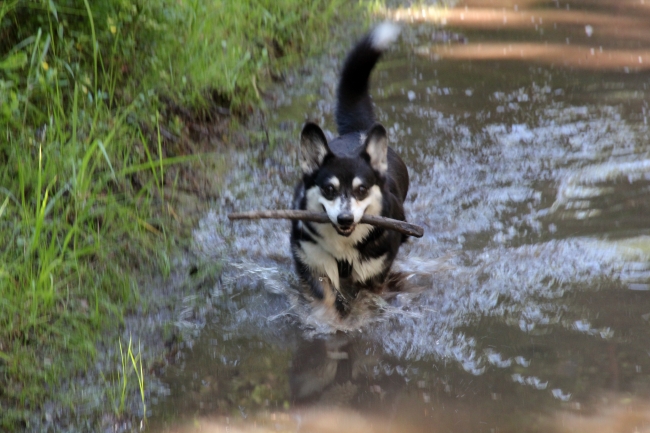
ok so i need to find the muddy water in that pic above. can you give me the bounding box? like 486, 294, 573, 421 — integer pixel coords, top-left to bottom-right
150, 1, 650, 432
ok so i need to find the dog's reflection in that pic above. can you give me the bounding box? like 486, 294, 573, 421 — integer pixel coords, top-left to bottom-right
289, 332, 401, 410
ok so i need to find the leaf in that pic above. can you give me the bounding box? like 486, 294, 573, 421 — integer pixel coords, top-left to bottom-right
0, 196, 8, 219
48, 0, 59, 21
0, 52, 28, 71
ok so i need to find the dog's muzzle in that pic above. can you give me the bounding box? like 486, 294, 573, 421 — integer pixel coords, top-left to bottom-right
335, 213, 356, 237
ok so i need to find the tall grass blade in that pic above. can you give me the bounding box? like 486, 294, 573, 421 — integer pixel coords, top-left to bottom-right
0, 196, 8, 219
96, 140, 116, 179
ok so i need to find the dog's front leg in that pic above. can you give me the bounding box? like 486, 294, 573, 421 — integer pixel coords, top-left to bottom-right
304, 274, 350, 315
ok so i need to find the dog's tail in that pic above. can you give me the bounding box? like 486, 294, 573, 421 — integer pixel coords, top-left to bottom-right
336, 22, 400, 136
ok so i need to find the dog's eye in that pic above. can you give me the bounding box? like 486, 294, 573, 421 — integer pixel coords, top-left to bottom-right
356, 185, 368, 199
322, 185, 336, 197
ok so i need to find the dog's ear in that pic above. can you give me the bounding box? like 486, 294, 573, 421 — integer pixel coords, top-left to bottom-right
363, 124, 388, 175
300, 122, 330, 175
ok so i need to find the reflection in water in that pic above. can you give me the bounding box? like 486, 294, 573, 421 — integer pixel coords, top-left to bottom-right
389, 0, 650, 70
422, 43, 650, 71
289, 333, 407, 410
156, 394, 650, 433
150, 0, 650, 432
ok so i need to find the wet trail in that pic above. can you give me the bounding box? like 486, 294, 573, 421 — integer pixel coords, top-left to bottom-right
150, 1, 650, 432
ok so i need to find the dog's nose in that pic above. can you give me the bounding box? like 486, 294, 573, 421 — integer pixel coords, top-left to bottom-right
337, 213, 354, 226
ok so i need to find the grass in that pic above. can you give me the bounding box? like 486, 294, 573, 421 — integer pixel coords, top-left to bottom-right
103, 336, 146, 424
0, 0, 359, 429
158, 0, 351, 110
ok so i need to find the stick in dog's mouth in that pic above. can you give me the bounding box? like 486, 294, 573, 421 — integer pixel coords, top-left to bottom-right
228, 209, 424, 238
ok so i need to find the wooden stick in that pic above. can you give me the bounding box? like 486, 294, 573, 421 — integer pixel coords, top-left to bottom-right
228, 209, 424, 238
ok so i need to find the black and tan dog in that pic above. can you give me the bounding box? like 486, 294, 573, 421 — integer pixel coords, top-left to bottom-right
291, 23, 409, 314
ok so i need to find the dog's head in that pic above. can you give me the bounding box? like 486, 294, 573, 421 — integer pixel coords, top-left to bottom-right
299, 122, 387, 237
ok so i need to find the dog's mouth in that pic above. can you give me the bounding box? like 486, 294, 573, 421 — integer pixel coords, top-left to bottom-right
333, 223, 356, 237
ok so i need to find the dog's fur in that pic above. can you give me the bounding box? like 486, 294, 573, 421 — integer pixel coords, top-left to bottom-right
291, 23, 409, 314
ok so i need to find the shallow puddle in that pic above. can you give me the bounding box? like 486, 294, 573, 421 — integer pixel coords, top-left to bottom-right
148, 1, 650, 432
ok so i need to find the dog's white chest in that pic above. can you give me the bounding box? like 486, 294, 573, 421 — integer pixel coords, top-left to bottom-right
296, 222, 386, 289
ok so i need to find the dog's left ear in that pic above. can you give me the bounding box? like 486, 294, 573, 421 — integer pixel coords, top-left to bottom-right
300, 122, 330, 175
363, 124, 388, 175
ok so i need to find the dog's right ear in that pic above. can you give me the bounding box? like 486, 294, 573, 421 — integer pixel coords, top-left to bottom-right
300, 122, 330, 175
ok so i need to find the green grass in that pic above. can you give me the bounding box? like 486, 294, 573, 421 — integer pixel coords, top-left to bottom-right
103, 336, 146, 423
156, 0, 350, 110
0, 0, 359, 429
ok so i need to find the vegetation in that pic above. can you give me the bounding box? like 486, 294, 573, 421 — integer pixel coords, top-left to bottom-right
104, 336, 146, 421
0, 0, 355, 429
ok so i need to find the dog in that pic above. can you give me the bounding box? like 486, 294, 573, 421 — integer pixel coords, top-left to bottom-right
291, 23, 409, 314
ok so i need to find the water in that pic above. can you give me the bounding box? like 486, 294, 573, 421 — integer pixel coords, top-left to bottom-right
150, 1, 650, 431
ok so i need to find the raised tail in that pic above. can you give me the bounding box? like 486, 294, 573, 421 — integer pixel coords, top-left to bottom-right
336, 22, 400, 136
